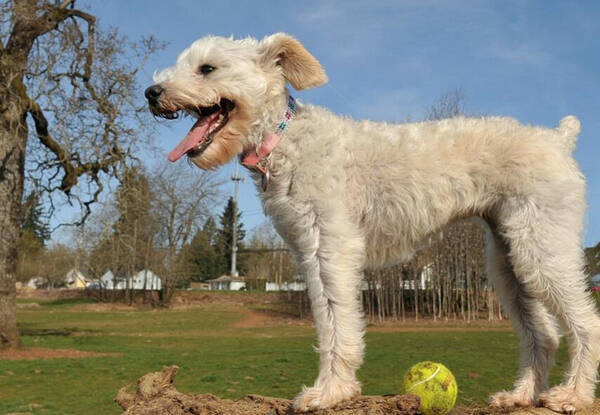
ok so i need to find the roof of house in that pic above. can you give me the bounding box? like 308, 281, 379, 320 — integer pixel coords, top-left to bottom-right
211, 275, 246, 283
66, 269, 89, 282
100, 270, 115, 281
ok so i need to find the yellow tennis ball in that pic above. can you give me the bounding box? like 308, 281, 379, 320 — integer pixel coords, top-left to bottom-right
402, 361, 458, 415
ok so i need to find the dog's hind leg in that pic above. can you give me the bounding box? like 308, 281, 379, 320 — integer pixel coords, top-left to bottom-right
496, 193, 600, 414
281, 206, 366, 411
485, 224, 560, 410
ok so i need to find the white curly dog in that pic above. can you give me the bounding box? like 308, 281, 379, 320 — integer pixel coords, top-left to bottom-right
145, 33, 600, 413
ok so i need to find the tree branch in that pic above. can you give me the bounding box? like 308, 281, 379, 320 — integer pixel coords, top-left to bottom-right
58, 0, 76, 9
27, 97, 125, 194
7, 1, 95, 64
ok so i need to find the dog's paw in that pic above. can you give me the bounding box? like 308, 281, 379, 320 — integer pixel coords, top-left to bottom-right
293, 379, 361, 412
538, 385, 594, 414
489, 389, 534, 410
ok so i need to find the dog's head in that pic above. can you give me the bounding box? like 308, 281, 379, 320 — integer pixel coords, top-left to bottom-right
145, 33, 327, 169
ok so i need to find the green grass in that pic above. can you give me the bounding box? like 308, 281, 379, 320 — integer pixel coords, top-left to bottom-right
0, 298, 596, 415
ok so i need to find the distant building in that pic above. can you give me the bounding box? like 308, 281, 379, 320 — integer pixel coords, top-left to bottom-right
65, 269, 90, 289
265, 273, 306, 291
131, 270, 162, 290
26, 276, 48, 289
209, 275, 246, 291
265, 281, 306, 292
189, 282, 209, 290
99, 269, 162, 290
100, 270, 120, 289
402, 264, 433, 290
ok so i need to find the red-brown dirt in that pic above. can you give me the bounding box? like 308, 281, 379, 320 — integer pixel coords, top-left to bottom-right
0, 347, 121, 360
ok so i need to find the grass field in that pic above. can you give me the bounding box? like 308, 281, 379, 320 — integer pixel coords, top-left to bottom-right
1, 293, 598, 415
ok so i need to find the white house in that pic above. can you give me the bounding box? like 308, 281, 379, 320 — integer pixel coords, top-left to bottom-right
402, 264, 433, 290
131, 270, 162, 290
209, 275, 246, 291
26, 276, 47, 289
100, 270, 120, 289
65, 269, 89, 289
265, 281, 306, 292
358, 265, 433, 291
99, 269, 162, 290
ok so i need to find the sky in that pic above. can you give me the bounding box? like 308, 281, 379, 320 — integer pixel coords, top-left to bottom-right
57, 0, 600, 246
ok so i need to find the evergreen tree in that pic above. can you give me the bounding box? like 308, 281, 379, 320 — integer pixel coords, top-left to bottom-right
20, 191, 50, 246
181, 218, 223, 281
16, 229, 44, 282
216, 197, 246, 275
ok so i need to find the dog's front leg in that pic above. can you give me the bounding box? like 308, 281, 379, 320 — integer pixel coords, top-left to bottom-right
292, 212, 366, 411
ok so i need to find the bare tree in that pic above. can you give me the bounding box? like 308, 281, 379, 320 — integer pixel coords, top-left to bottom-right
151, 162, 222, 303
77, 198, 119, 280
244, 222, 298, 287
424, 87, 465, 121
43, 243, 73, 288
0, 1, 160, 348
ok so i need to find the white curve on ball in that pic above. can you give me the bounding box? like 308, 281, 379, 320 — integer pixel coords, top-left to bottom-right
406, 364, 441, 392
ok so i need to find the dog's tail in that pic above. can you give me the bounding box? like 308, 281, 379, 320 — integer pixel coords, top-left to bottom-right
554, 115, 580, 155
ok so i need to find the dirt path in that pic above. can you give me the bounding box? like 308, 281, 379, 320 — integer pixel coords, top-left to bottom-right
232, 309, 271, 328
0, 347, 121, 360
369, 325, 512, 333
231, 308, 513, 332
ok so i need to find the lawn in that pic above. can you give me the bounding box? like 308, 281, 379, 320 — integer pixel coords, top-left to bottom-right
0, 295, 597, 415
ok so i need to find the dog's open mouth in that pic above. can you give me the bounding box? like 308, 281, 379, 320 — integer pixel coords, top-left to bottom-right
167, 98, 235, 162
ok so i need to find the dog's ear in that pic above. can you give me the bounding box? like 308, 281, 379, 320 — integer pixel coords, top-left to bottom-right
258, 33, 328, 90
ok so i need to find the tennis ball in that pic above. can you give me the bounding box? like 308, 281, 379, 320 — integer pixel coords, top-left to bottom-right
402, 361, 458, 415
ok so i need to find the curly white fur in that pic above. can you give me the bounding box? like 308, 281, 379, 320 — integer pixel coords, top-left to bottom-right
148, 33, 600, 413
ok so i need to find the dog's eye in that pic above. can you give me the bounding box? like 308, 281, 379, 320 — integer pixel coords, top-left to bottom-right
199, 64, 216, 75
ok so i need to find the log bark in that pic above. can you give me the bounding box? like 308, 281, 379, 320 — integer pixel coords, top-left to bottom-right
116, 366, 421, 415
116, 367, 600, 415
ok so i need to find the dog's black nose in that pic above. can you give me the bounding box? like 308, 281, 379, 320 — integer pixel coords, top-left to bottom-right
145, 84, 164, 103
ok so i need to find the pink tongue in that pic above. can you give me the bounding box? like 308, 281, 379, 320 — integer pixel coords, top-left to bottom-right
168, 115, 217, 162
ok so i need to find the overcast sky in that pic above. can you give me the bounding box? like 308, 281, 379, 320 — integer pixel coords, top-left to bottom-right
62, 0, 599, 246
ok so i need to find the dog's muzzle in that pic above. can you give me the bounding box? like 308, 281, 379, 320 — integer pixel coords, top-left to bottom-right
145, 84, 164, 106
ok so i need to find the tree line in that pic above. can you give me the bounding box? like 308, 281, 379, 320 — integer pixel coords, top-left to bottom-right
360, 219, 506, 322
16, 164, 256, 302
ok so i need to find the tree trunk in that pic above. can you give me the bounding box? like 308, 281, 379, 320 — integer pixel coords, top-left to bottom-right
0, 90, 28, 349
413, 269, 419, 322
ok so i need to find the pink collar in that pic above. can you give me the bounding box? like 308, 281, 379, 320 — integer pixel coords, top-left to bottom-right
241, 95, 296, 191
241, 132, 281, 191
